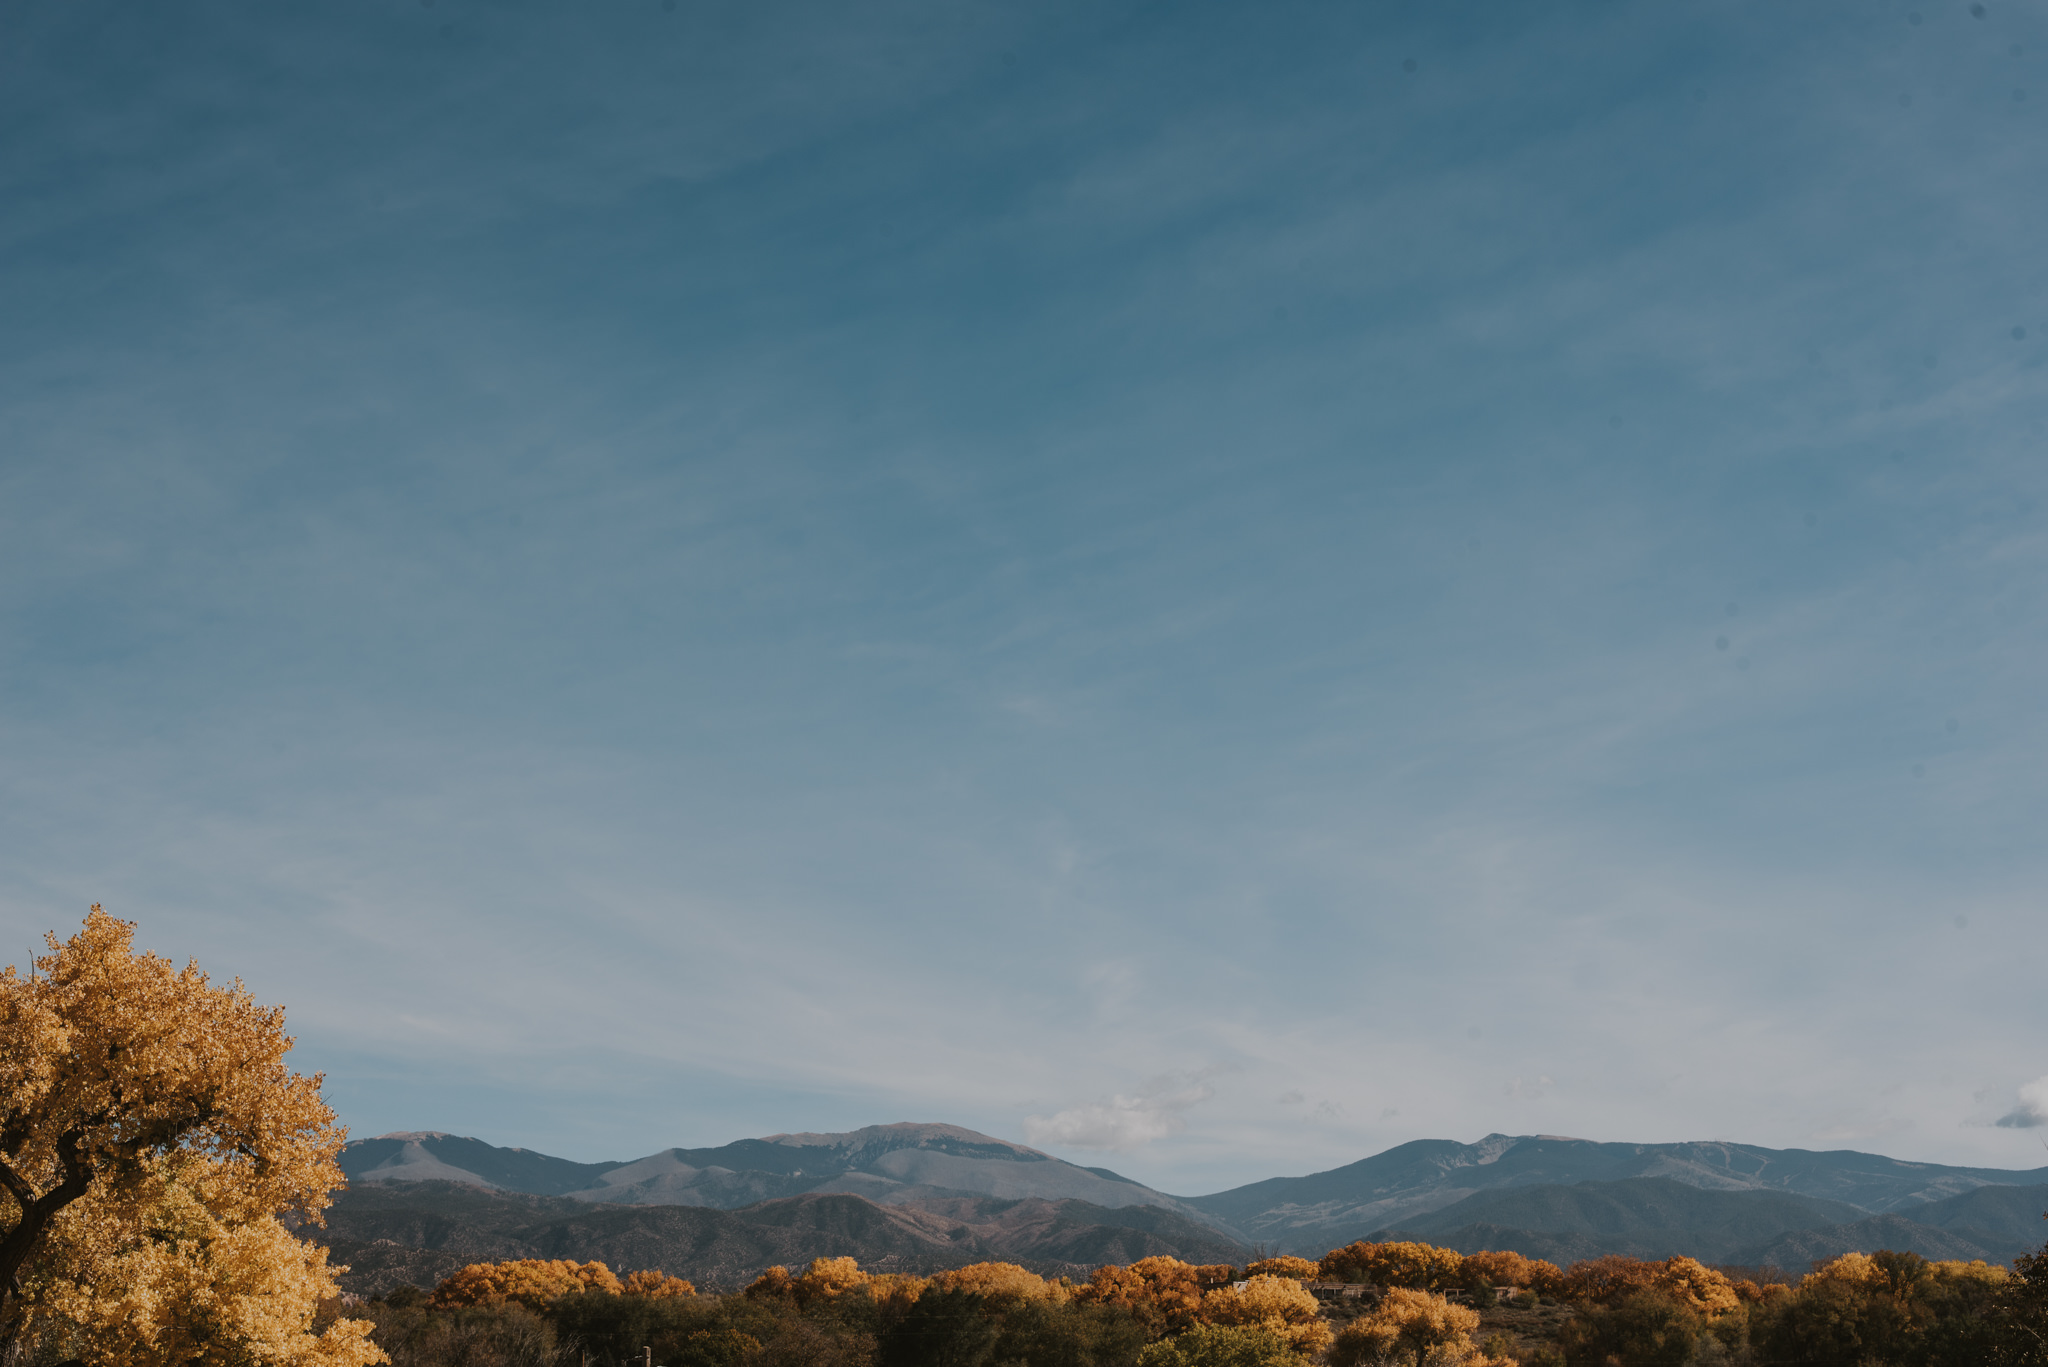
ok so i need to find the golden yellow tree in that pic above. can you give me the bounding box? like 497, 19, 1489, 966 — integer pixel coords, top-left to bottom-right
37, 1168, 379, 1367
1318, 1242, 1466, 1292
1345, 1287, 1480, 1367
926, 1262, 1058, 1303
432, 1259, 624, 1310
790, 1257, 870, 1309
0, 908, 378, 1367
1195, 1273, 1333, 1355
1241, 1256, 1320, 1282
1075, 1256, 1238, 1338
621, 1269, 696, 1298
1560, 1254, 1738, 1314
1456, 1249, 1562, 1295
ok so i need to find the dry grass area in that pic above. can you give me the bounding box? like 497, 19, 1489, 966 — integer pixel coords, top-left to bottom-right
1472, 1296, 1578, 1358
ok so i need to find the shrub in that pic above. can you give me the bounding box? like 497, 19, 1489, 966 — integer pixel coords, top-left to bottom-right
1137, 1323, 1303, 1367
1240, 1257, 1318, 1282
1557, 1290, 1702, 1367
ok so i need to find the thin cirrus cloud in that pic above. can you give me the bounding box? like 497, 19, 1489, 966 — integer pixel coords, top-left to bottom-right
2, 0, 2047, 1195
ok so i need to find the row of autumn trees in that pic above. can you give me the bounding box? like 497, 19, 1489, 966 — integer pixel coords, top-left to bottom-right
1301, 1239, 2048, 1367
380, 1238, 2048, 1367
373, 1252, 1408, 1367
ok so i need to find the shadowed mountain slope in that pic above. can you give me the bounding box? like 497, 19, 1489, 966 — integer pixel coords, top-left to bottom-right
1727, 1214, 2007, 1269
320, 1181, 1246, 1297
1377, 1178, 1866, 1261
1898, 1183, 2048, 1256
1189, 1135, 2048, 1252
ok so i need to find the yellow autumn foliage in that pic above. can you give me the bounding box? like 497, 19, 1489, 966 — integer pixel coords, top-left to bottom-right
1560, 1254, 1738, 1314
1073, 1256, 1238, 1338
1195, 1273, 1333, 1354
1456, 1249, 1563, 1294
863, 1273, 931, 1313
742, 1260, 930, 1310
433, 1259, 623, 1310
0, 909, 377, 1367
34, 1157, 379, 1367
1650, 1256, 1740, 1316
1803, 1251, 2009, 1296
621, 1269, 696, 1298
1339, 1287, 1480, 1367
1241, 1256, 1320, 1281
928, 1262, 1059, 1302
1928, 1259, 2011, 1289
791, 1257, 870, 1307
1319, 1241, 1467, 1291
1805, 1251, 1884, 1288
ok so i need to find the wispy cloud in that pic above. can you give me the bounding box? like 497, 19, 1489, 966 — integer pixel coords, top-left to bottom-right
4, 0, 2048, 1193
1025, 1073, 1221, 1151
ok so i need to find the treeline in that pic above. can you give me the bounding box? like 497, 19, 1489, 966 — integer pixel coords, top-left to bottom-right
344, 1232, 2048, 1367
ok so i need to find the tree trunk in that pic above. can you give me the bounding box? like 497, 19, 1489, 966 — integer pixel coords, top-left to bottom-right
0, 1134, 95, 1357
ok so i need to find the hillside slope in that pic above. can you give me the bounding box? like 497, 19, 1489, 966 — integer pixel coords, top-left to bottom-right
321, 1181, 1246, 1296
338, 1126, 2048, 1268
340, 1123, 1203, 1220
1727, 1214, 2006, 1269
1189, 1134, 2048, 1251
1376, 1177, 1866, 1262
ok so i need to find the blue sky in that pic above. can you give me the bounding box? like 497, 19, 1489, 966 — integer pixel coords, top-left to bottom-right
4, 0, 2047, 1195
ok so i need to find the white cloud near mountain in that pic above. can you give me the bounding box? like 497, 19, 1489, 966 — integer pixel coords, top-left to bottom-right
1025, 1074, 1218, 1150
1995, 1077, 2048, 1129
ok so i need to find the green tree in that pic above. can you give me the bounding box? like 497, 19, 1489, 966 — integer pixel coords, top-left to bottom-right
1136, 1323, 1302, 1367
879, 1289, 997, 1367
1557, 1290, 1703, 1367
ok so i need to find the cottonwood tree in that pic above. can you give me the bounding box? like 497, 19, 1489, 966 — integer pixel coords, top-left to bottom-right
1330, 1287, 1482, 1367
0, 908, 378, 1367
1196, 1274, 1334, 1355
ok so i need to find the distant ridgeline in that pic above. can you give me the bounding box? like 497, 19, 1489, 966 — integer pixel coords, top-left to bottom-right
329, 1125, 2048, 1294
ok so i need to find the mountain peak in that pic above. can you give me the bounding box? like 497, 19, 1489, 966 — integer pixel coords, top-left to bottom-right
338, 1124, 1189, 1218
760, 1122, 1045, 1157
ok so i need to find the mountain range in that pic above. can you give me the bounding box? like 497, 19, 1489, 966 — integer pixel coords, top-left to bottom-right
342, 1124, 1194, 1214
323, 1182, 1246, 1298
328, 1124, 2048, 1292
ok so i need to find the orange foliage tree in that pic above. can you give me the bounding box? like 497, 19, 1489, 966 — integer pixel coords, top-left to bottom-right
789, 1257, 868, 1309
1458, 1249, 1563, 1295
742, 1257, 929, 1311
1318, 1241, 1466, 1292
743, 1265, 797, 1301
621, 1270, 696, 1298
1073, 1257, 1238, 1338
0, 909, 379, 1367
1560, 1254, 1738, 1315
927, 1262, 1058, 1302
1330, 1287, 1481, 1367
433, 1259, 623, 1310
